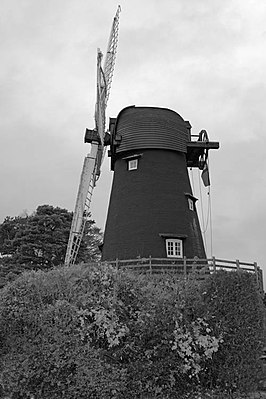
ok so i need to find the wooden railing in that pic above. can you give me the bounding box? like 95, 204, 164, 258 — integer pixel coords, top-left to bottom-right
105, 256, 264, 292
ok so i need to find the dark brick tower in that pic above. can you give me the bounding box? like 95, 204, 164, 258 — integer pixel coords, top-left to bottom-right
101, 106, 219, 261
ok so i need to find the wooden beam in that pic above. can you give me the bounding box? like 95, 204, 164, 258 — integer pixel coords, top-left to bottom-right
187, 141, 220, 150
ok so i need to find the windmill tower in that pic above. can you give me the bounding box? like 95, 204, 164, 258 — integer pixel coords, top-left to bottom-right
101, 106, 219, 261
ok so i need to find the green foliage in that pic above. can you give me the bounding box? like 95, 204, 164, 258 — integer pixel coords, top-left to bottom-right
0, 266, 125, 398
0, 205, 103, 287
199, 270, 265, 392
0, 266, 264, 398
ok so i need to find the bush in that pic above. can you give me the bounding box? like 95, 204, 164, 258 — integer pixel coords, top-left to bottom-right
0, 266, 126, 398
199, 270, 265, 393
0, 265, 264, 398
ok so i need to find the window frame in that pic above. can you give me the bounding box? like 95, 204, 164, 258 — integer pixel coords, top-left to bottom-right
188, 197, 194, 211
166, 238, 183, 258
128, 158, 138, 171
184, 193, 197, 211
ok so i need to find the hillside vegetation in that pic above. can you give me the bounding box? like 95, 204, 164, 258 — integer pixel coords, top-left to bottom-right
0, 264, 264, 398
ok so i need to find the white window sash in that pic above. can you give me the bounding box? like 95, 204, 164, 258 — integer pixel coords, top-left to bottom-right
128, 159, 138, 170
166, 239, 183, 258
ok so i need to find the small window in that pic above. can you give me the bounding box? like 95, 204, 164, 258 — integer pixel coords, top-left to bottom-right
188, 198, 194, 211
166, 239, 183, 258
128, 159, 138, 170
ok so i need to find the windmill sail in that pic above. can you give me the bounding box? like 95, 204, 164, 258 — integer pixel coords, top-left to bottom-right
65, 6, 121, 266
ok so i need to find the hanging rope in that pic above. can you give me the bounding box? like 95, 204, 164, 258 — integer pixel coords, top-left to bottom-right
198, 168, 207, 251
207, 157, 213, 256
208, 185, 213, 256
201, 187, 210, 234
197, 156, 215, 258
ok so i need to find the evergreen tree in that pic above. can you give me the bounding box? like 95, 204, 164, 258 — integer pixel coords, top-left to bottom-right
0, 205, 102, 287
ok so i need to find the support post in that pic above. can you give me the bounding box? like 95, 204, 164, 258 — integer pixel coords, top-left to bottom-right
212, 256, 216, 273
236, 259, 240, 270
254, 262, 259, 286
184, 256, 187, 279
258, 268, 264, 292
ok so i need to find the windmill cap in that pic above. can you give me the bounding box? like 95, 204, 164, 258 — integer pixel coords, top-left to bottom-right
113, 105, 191, 154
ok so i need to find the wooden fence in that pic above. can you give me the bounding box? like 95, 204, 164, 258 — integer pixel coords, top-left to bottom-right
106, 256, 264, 292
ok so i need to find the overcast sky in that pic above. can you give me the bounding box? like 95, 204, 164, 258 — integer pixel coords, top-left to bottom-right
1, 0, 266, 284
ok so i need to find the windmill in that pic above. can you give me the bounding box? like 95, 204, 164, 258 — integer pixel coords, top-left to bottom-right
101, 106, 219, 261
65, 5, 219, 266
65, 6, 121, 267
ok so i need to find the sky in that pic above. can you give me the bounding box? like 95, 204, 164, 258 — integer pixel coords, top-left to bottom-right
1, 0, 266, 285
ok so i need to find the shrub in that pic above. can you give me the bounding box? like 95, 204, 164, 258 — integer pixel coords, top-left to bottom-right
199, 270, 265, 393
0, 265, 264, 398
0, 266, 126, 398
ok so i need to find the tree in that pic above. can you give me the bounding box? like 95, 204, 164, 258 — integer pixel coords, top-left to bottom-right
0, 205, 103, 286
